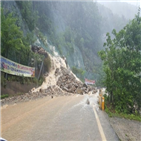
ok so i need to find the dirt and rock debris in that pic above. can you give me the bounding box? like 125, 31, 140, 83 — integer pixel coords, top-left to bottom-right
56, 66, 97, 94
1, 52, 97, 106
35, 54, 97, 96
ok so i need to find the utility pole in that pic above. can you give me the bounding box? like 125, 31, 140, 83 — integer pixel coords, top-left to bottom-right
38, 58, 45, 80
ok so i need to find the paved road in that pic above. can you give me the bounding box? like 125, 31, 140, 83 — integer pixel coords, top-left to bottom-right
1, 93, 119, 141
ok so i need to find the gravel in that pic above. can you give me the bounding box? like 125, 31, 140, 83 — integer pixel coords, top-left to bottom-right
109, 117, 141, 141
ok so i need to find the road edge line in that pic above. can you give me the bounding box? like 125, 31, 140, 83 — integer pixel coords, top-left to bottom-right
93, 106, 107, 141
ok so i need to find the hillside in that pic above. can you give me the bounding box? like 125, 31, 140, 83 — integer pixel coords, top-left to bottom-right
1, 1, 139, 84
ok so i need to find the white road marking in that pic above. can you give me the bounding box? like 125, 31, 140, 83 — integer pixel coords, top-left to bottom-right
0, 104, 2, 137
93, 106, 107, 141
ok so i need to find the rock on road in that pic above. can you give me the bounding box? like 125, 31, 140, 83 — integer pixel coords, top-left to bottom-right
1, 93, 119, 141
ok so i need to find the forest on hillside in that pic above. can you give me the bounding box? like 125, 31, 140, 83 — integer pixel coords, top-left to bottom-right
1, 1, 138, 83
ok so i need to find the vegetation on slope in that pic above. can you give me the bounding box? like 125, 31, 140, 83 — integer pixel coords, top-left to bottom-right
1, 6, 50, 85
1, 1, 139, 85
99, 8, 141, 114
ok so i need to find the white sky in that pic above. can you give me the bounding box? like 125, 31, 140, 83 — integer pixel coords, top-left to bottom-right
122, 1, 140, 7
94, 0, 141, 7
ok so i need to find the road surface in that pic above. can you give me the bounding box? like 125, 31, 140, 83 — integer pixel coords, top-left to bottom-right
1, 93, 119, 141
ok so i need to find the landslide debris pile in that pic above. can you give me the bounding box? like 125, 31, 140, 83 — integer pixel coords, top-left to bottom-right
33, 66, 97, 96
56, 67, 97, 94
1, 52, 97, 105
31, 51, 97, 96
32, 66, 97, 95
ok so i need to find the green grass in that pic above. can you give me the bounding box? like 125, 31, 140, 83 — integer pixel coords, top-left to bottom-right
1, 94, 9, 99
105, 103, 141, 122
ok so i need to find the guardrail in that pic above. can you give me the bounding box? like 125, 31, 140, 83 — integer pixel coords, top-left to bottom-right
99, 89, 105, 110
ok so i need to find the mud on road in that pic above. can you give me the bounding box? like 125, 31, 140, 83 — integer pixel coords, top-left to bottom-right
1, 93, 140, 141
1, 94, 119, 141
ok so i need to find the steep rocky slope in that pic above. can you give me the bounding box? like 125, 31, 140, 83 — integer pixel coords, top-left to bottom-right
31, 51, 97, 95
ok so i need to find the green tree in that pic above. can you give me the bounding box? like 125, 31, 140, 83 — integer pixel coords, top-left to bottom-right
72, 66, 85, 81
1, 9, 25, 58
98, 9, 141, 113
1, 8, 37, 66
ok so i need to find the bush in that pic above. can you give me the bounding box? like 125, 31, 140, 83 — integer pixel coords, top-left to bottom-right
1, 94, 9, 99
32, 77, 38, 84
1, 74, 7, 88
38, 76, 45, 85
71, 66, 85, 80
20, 75, 25, 84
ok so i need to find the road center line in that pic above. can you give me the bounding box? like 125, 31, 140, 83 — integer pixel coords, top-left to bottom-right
93, 106, 107, 141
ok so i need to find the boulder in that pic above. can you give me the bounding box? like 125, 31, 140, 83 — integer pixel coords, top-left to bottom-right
75, 88, 83, 94
55, 68, 60, 76
39, 88, 45, 93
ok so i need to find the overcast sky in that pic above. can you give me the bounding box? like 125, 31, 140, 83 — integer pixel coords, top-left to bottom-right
94, 0, 141, 7
123, 0, 140, 7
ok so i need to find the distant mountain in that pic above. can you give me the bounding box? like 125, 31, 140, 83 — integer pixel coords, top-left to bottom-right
100, 2, 139, 20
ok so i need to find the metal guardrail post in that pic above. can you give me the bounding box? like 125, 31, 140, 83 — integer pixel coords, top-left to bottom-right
99, 89, 104, 110
102, 96, 105, 111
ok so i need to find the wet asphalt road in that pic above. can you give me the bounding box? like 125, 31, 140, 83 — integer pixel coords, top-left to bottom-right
1, 93, 119, 141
